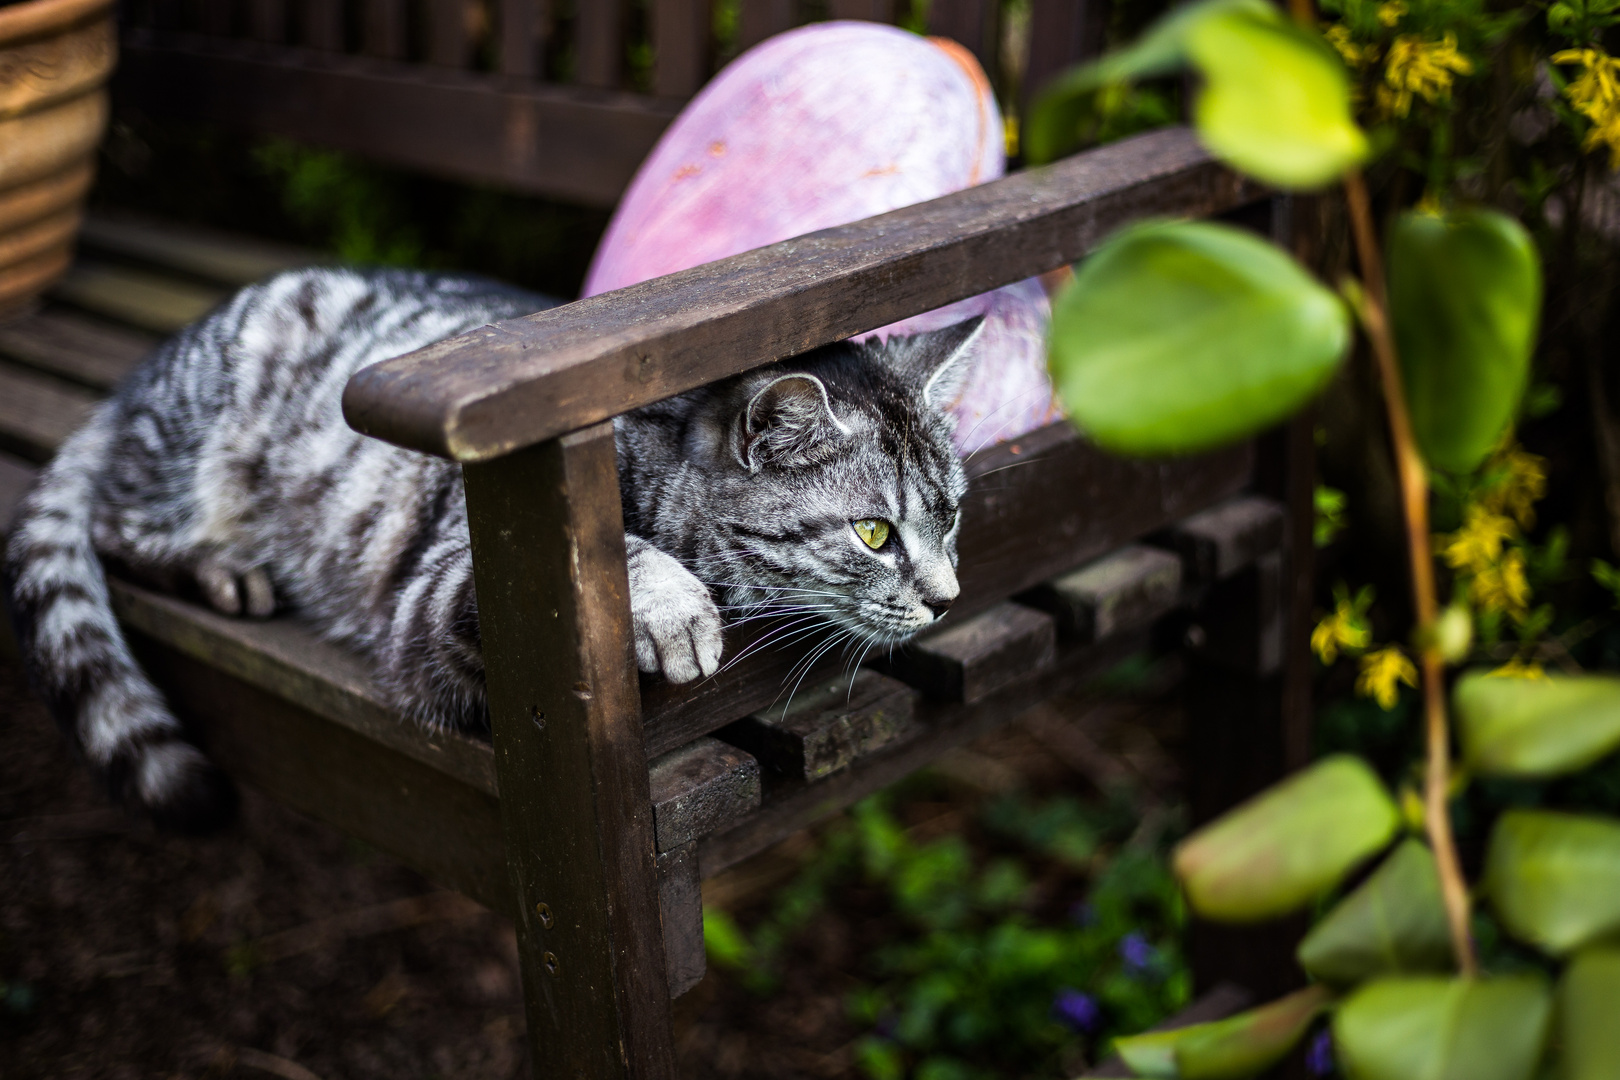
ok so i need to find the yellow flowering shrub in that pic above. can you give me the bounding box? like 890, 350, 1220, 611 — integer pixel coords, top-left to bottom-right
1312, 584, 1375, 663
1378, 32, 1474, 117
1357, 647, 1419, 708
1553, 48, 1620, 168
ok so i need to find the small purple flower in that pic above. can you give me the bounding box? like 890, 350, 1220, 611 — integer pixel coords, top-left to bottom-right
1069, 901, 1097, 927
1118, 932, 1157, 974
1052, 988, 1100, 1032
1306, 1030, 1335, 1077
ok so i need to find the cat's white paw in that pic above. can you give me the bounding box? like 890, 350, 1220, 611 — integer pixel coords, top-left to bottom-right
628, 544, 723, 683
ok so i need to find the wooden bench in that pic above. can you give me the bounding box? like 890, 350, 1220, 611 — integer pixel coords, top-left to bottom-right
0, 4, 1318, 1075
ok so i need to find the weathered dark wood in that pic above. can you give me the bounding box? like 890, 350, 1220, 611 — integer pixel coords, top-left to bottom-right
1020, 544, 1183, 642
1159, 494, 1287, 584
828, 0, 893, 20
342, 128, 1262, 462
737, 0, 793, 49
427, 0, 472, 67
0, 308, 155, 391
463, 426, 675, 1080
361, 0, 408, 58
499, 0, 544, 77
1023, 0, 1108, 113
199, 2, 235, 36
700, 629, 1148, 876
0, 450, 36, 535
80, 213, 319, 287
106, 579, 500, 796
653, 0, 709, 97
0, 363, 99, 463
719, 670, 919, 781
640, 425, 1253, 755
125, 629, 513, 915
647, 737, 761, 852
575, 0, 622, 89
300, 0, 344, 50
656, 842, 705, 998
249, 0, 287, 42
1185, 553, 1284, 677
882, 601, 1056, 703
929, 0, 994, 72
115, 31, 680, 208
50, 260, 225, 334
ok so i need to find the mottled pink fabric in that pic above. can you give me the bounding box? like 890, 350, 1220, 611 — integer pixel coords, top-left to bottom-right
582, 21, 1061, 453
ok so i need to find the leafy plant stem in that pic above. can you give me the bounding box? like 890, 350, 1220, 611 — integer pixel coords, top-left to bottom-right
1342, 168, 1480, 977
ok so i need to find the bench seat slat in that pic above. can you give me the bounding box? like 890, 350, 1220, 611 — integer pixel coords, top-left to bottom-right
51, 260, 226, 334
0, 308, 156, 391
78, 214, 319, 288
0, 361, 101, 462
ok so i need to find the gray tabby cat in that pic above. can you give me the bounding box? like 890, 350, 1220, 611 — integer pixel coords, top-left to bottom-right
4, 267, 980, 831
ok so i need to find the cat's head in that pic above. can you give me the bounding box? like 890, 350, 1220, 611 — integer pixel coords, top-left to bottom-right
690, 318, 983, 646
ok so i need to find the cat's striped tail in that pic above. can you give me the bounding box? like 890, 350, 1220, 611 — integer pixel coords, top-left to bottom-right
3, 406, 235, 831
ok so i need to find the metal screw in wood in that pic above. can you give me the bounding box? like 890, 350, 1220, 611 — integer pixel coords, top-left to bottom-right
535, 902, 554, 928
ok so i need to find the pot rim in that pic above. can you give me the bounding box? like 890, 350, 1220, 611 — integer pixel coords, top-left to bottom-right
0, 0, 114, 48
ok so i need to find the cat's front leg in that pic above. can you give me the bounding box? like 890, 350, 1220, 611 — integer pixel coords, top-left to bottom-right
625, 534, 723, 683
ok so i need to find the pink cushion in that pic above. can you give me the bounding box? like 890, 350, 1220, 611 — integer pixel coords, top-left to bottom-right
583, 21, 1060, 453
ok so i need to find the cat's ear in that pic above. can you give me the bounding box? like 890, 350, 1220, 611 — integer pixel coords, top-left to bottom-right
736, 373, 849, 472
880, 316, 985, 411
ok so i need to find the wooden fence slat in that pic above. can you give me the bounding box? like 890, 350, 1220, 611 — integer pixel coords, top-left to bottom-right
361, 0, 407, 58
300, 0, 345, 50
426, 0, 472, 66
928, 0, 993, 73
341, 127, 1261, 462
1022, 0, 1107, 112
574, 0, 621, 88
828, 0, 892, 20
249, 0, 287, 42
737, 0, 792, 49
116, 33, 681, 207
199, 1, 234, 36
652, 0, 709, 97
499, 0, 544, 77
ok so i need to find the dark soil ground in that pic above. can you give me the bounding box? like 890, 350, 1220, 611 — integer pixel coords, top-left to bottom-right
0, 654, 1180, 1080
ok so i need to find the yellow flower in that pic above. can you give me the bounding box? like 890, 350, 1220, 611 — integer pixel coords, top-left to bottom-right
1382, 32, 1474, 117
1325, 23, 1379, 68
1480, 444, 1548, 529
1377, 0, 1408, 26
1489, 658, 1549, 679
1358, 647, 1418, 709
1313, 608, 1371, 664
1553, 49, 1620, 168
1440, 506, 1517, 575
1471, 548, 1532, 616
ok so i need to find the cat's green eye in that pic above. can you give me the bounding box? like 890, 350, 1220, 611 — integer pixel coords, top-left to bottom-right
853, 519, 890, 550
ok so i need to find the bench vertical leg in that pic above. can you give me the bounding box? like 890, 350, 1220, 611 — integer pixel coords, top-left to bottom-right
463, 425, 676, 1080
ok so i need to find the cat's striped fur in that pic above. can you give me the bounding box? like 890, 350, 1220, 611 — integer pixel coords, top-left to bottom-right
4, 266, 980, 831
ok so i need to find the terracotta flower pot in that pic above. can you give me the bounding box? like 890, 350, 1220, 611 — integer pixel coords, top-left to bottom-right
0, 0, 116, 318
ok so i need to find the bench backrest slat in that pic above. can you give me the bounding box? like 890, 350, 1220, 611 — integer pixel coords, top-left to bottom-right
341, 127, 1262, 462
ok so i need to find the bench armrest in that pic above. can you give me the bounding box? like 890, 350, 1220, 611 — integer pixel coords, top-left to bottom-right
341, 125, 1261, 463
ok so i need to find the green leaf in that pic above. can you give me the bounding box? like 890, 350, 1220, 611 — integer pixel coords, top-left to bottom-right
1024, 0, 1270, 163
1561, 947, 1620, 1080
1173, 754, 1399, 921
1184, 9, 1368, 188
1389, 209, 1542, 474
1114, 985, 1333, 1079
1484, 809, 1620, 955
1297, 840, 1454, 984
1049, 220, 1350, 458
1333, 975, 1551, 1080
1455, 669, 1620, 778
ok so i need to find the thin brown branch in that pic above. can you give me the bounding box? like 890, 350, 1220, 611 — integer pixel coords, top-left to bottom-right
1342, 170, 1479, 977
